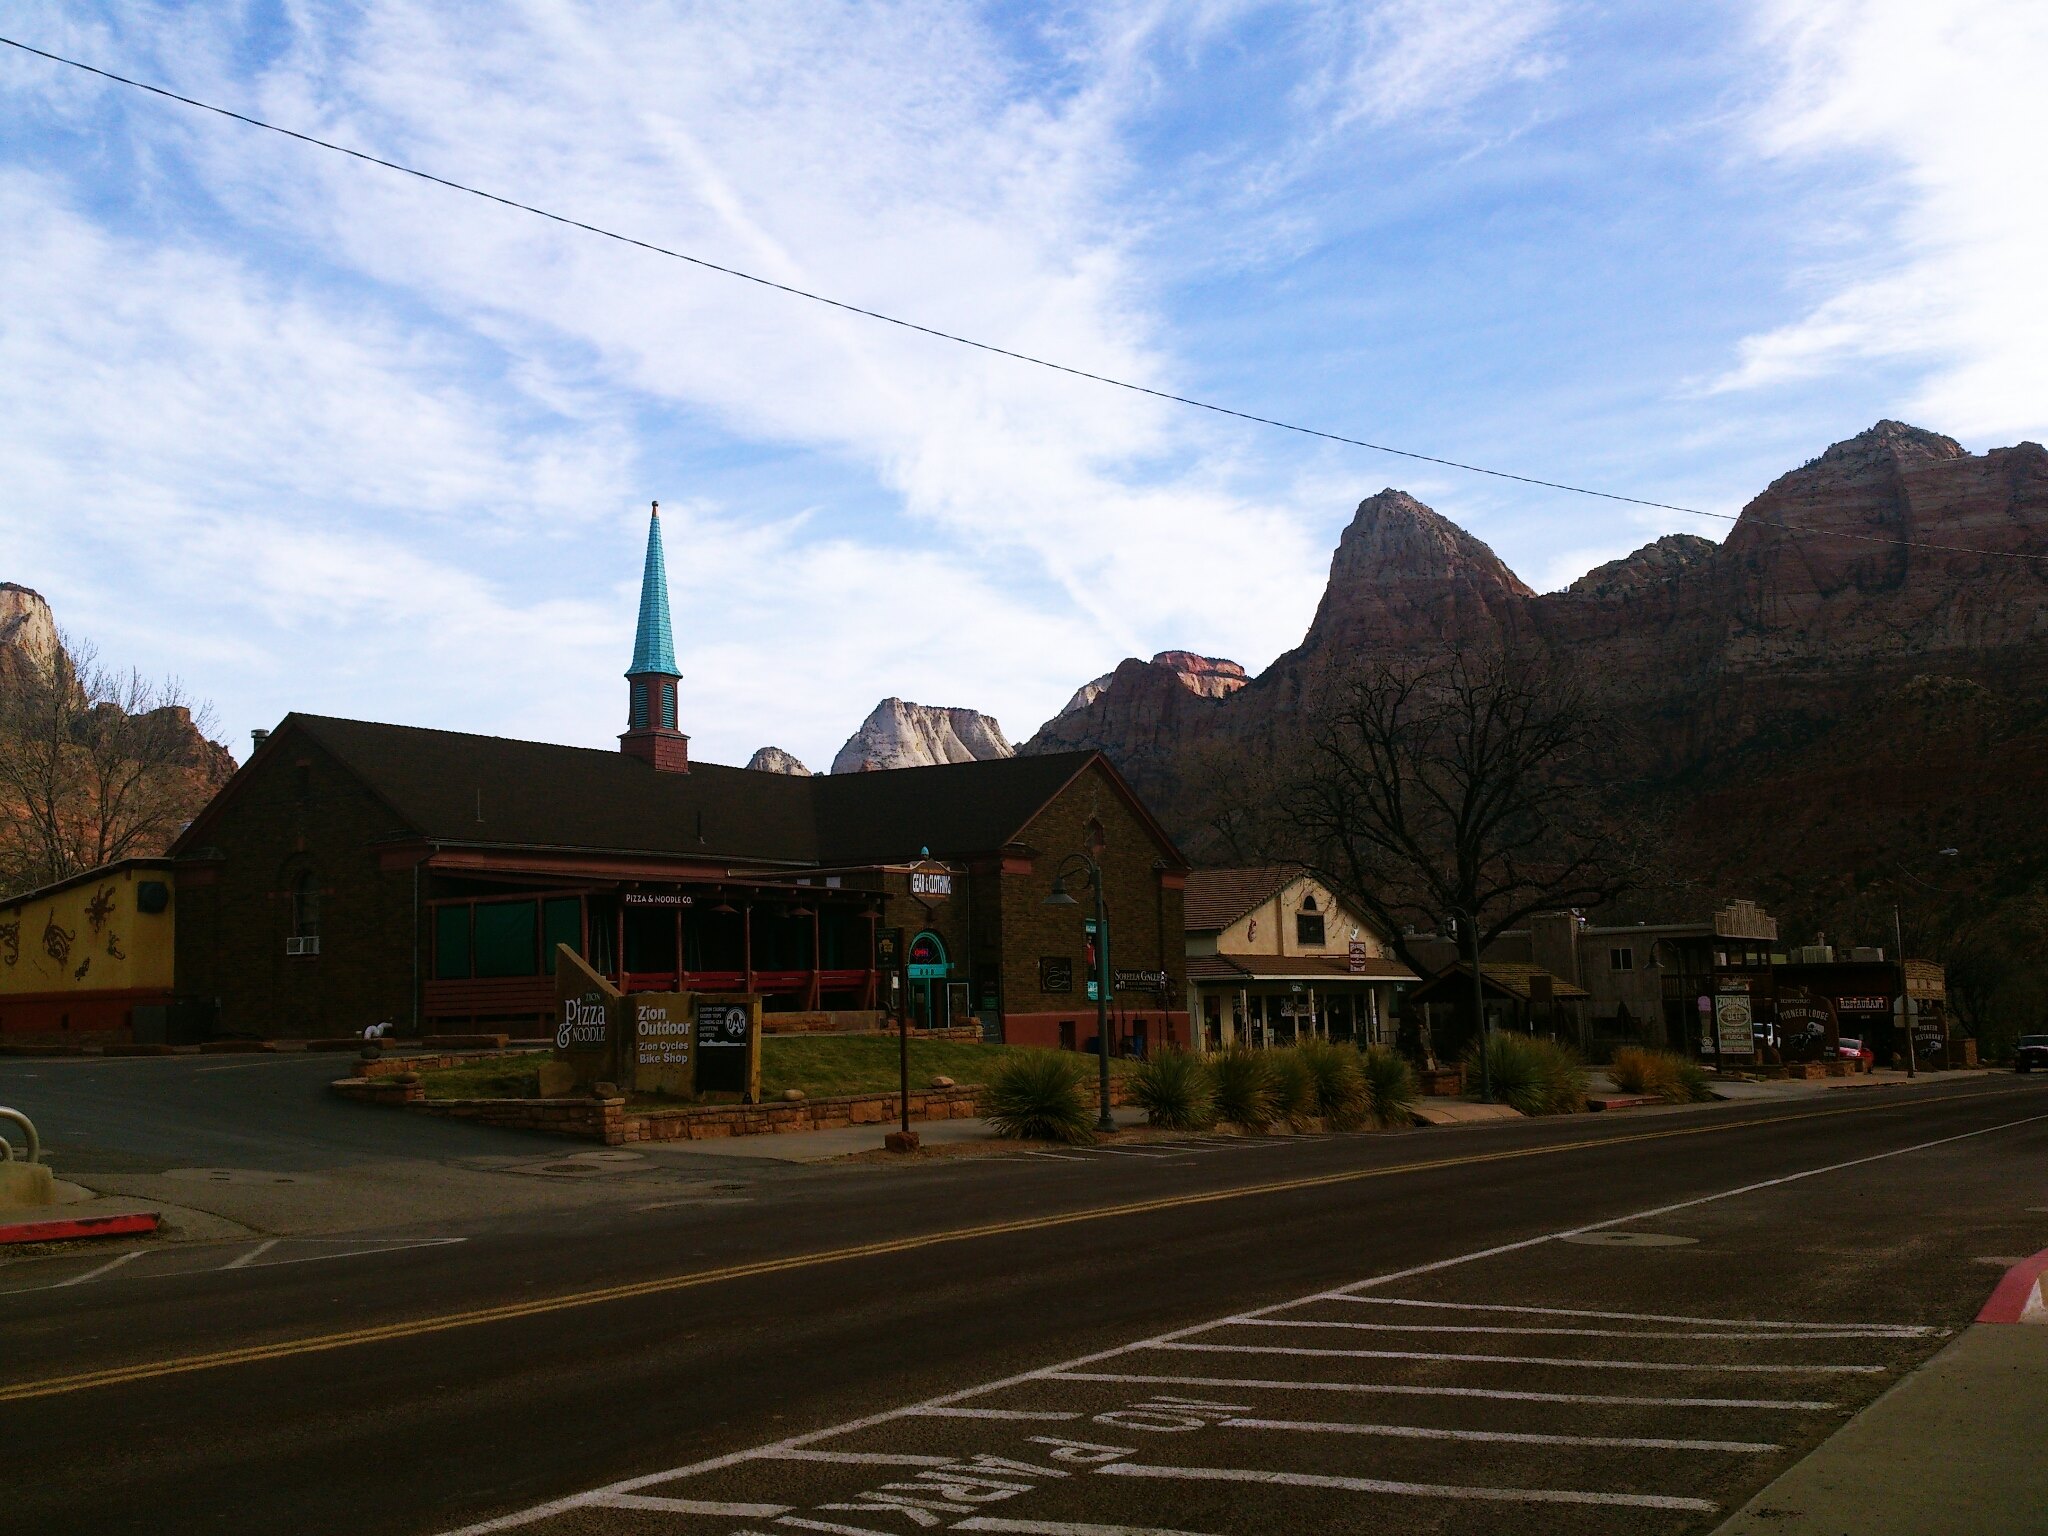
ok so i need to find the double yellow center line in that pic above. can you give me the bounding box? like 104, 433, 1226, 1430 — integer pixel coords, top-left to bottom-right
0, 1092, 2010, 1403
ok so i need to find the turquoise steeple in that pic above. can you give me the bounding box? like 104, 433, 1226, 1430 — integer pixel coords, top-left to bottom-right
628, 501, 679, 678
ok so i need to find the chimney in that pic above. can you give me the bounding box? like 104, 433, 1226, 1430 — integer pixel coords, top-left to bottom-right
251, 728, 271, 749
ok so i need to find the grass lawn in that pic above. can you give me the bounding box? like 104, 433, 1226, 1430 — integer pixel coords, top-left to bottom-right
406, 1036, 1131, 1103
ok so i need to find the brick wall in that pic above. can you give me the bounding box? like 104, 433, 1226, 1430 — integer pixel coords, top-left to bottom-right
177, 731, 423, 1038
998, 759, 1187, 1049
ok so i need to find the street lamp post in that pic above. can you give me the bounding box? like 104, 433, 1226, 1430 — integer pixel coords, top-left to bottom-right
1044, 852, 1116, 1134
1464, 909, 1492, 1103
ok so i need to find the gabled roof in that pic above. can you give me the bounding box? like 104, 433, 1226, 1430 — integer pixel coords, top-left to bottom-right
1183, 866, 1300, 931
1412, 960, 1590, 1003
173, 715, 1177, 870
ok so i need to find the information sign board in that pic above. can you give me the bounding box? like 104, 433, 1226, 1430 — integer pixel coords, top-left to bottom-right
626, 991, 693, 1095
693, 993, 761, 1101
1714, 993, 1755, 1057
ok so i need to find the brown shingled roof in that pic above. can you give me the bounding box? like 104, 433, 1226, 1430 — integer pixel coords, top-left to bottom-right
176, 714, 1179, 870
1183, 866, 1299, 931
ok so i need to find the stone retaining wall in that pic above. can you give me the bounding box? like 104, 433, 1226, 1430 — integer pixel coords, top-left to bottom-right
330, 1074, 1136, 1146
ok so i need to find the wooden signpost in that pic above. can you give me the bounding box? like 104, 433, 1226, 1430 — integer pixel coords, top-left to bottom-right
551, 944, 759, 1102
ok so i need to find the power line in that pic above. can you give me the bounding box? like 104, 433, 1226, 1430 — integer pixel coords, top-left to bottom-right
7, 33, 2045, 566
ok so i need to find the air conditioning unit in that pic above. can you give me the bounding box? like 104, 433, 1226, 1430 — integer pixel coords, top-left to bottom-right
286, 936, 321, 957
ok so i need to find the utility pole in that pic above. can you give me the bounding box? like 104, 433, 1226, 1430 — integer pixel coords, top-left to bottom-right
1894, 903, 1917, 1078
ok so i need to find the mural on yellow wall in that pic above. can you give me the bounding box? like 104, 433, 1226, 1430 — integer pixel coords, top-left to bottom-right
0, 862, 175, 997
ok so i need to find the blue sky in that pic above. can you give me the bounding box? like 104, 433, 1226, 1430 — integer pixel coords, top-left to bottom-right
4, 2, 2044, 771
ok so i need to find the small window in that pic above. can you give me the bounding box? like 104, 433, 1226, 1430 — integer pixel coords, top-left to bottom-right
1610, 946, 1634, 972
660, 682, 677, 729
292, 872, 321, 939
1296, 913, 1326, 946
631, 682, 649, 729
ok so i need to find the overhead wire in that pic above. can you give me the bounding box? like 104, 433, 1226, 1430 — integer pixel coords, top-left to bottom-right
5, 33, 2043, 565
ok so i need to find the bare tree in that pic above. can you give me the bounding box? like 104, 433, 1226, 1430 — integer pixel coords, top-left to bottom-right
0, 633, 220, 893
1245, 646, 1639, 1076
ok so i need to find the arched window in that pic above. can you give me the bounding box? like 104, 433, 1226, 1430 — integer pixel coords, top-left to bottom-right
292, 871, 321, 939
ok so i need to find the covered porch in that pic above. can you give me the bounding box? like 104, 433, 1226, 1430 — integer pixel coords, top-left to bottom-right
419, 865, 884, 1027
1186, 955, 1416, 1052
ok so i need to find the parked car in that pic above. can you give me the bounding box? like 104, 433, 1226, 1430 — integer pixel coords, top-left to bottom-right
2015, 1035, 2048, 1073
1835, 1036, 1873, 1067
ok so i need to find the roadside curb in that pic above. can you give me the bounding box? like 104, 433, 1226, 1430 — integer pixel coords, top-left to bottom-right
0, 1211, 160, 1245
1976, 1246, 2048, 1324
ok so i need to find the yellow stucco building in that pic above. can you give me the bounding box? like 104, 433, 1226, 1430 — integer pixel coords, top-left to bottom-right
0, 858, 177, 1043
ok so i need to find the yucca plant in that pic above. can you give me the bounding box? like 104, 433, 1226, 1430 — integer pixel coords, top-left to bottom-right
985, 1050, 1096, 1144
1468, 1031, 1587, 1115
1209, 1047, 1276, 1130
1130, 1048, 1216, 1130
1672, 1055, 1714, 1103
1266, 1048, 1317, 1129
1296, 1038, 1367, 1130
1359, 1044, 1418, 1128
1531, 1036, 1589, 1114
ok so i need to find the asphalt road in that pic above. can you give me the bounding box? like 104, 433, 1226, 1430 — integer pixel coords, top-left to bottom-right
4, 1072, 2045, 1536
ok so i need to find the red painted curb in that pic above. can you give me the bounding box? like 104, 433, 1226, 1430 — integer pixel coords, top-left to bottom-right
0, 1211, 160, 1245
1976, 1247, 2048, 1324
1588, 1095, 1661, 1112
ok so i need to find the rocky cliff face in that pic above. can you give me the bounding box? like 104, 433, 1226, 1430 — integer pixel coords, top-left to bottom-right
745, 746, 812, 775
830, 699, 1014, 774
1031, 424, 2048, 876
0, 583, 59, 688
1023, 652, 1247, 799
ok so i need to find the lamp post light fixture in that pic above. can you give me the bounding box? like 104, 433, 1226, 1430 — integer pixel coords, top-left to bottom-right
1044, 852, 1116, 1134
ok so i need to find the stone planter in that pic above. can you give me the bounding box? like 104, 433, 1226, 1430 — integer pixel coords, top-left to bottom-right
1416, 1065, 1465, 1097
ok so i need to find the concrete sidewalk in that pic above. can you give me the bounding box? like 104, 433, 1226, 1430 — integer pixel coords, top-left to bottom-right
1714, 1252, 2048, 1535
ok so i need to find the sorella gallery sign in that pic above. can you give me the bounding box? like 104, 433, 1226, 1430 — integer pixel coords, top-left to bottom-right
551, 944, 760, 1101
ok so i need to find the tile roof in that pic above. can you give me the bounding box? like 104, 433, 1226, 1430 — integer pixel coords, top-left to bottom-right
1183, 866, 1298, 931
1413, 960, 1590, 1002
211, 715, 1127, 868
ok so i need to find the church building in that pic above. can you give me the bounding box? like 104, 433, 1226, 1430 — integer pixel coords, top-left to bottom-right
170, 507, 1189, 1050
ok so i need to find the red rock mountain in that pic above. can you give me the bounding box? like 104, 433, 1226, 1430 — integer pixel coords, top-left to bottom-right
1021, 423, 2048, 906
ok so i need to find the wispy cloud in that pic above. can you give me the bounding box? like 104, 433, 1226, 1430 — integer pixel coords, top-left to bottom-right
1714, 0, 2048, 440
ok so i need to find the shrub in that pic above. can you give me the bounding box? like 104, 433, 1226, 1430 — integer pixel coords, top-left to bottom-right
1610, 1046, 1715, 1104
1210, 1047, 1276, 1130
985, 1050, 1096, 1143
1672, 1055, 1714, 1103
1130, 1048, 1216, 1131
1468, 1031, 1587, 1115
1267, 1048, 1317, 1128
1296, 1038, 1367, 1129
1359, 1044, 1418, 1128
1609, 1045, 1677, 1098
